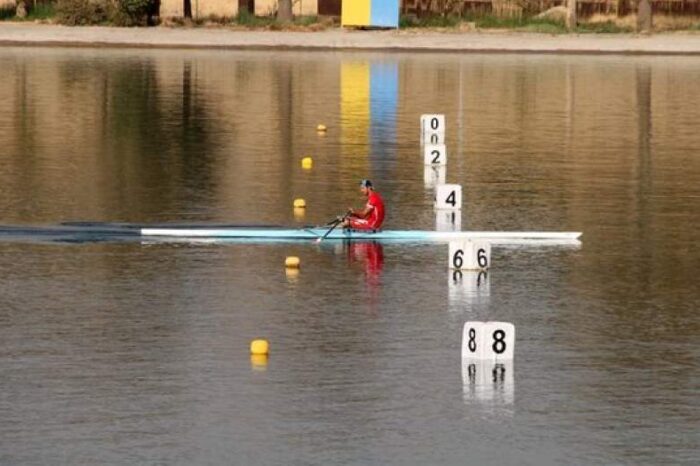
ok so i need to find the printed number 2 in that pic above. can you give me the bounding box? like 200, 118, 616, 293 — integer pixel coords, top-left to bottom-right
446, 191, 456, 207
431, 150, 441, 164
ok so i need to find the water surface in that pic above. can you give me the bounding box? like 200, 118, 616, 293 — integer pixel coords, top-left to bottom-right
0, 48, 698, 465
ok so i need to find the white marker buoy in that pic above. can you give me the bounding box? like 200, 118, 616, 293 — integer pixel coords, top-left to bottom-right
423, 143, 447, 166
462, 321, 515, 362
448, 240, 490, 270
420, 114, 445, 145
435, 184, 461, 210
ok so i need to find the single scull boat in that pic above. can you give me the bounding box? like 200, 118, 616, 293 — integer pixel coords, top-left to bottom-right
0, 223, 581, 245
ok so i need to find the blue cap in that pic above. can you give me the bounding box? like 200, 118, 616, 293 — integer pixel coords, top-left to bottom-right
360, 179, 373, 188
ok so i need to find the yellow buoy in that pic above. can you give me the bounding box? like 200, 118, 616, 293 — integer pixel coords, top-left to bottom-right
301, 157, 313, 169
293, 207, 306, 220
293, 198, 306, 209
285, 256, 300, 268
250, 339, 269, 355
316, 124, 327, 132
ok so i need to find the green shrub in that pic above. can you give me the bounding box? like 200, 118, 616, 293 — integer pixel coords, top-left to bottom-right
0, 6, 15, 21
27, 3, 56, 20
576, 21, 632, 33
112, 0, 152, 26
56, 0, 157, 26
400, 14, 460, 28
55, 0, 112, 25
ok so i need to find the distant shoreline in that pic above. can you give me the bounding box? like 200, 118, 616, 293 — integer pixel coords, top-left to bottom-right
2, 23, 700, 55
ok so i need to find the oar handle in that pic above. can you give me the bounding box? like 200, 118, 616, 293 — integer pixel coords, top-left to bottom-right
317, 212, 349, 243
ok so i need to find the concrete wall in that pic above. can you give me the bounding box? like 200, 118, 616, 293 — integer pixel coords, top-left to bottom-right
160, 0, 319, 18
256, 0, 319, 16
160, 0, 239, 19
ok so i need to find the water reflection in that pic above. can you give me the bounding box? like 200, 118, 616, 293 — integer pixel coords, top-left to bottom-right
449, 269, 490, 307
345, 241, 384, 311
462, 360, 514, 415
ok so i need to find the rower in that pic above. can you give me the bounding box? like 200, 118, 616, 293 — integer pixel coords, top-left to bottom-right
342, 179, 385, 231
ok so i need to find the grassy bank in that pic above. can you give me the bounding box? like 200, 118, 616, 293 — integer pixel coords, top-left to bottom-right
400, 14, 658, 34
1, 3, 55, 22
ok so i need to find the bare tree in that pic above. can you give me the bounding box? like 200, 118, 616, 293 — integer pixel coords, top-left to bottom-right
278, 0, 293, 22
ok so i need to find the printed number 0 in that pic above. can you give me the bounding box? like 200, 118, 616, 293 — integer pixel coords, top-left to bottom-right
430, 134, 439, 144
431, 150, 441, 164
453, 249, 464, 269
431, 118, 439, 130
446, 191, 456, 207
492, 330, 506, 354
477, 248, 488, 268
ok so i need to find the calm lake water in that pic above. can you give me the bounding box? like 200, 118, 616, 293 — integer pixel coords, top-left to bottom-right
0, 47, 698, 465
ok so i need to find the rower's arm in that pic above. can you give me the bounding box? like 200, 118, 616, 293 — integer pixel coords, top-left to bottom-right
349, 204, 374, 219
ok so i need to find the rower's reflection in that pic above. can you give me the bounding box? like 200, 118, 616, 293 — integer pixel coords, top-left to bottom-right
346, 241, 384, 310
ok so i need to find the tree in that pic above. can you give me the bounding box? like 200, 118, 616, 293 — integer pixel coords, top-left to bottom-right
278, 0, 292, 23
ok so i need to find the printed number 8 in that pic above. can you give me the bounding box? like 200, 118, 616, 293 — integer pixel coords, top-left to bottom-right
492, 330, 506, 354
468, 328, 477, 353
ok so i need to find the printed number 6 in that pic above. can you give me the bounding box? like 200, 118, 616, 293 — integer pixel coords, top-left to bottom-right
477, 248, 488, 268
453, 249, 464, 269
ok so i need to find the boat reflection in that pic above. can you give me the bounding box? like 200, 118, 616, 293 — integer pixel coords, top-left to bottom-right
345, 241, 384, 311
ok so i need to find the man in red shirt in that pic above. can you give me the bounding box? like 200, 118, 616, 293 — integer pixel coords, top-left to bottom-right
343, 179, 385, 231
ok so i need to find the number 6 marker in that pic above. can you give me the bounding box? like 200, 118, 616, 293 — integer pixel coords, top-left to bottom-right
449, 240, 490, 270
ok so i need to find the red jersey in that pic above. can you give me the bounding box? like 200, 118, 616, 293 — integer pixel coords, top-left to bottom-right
366, 191, 385, 229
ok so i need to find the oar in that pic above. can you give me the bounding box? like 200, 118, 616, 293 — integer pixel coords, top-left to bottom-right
316, 212, 349, 243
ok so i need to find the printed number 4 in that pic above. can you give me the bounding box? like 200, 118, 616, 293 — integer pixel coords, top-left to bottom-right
446, 191, 456, 206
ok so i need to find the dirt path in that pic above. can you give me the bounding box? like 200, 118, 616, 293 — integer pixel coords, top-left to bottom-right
1, 23, 700, 54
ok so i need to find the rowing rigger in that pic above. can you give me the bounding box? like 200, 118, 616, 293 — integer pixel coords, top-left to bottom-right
0, 223, 582, 245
